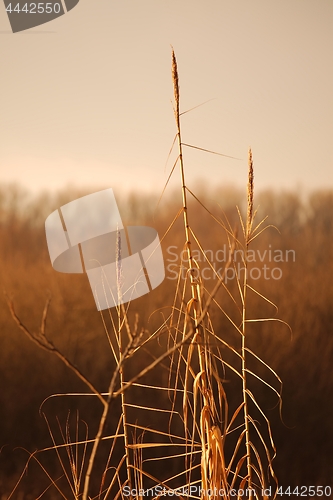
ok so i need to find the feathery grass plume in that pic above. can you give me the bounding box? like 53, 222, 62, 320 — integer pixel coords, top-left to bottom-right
246, 147, 254, 242
171, 49, 180, 121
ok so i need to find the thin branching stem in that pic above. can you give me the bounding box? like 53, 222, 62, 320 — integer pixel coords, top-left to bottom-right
5, 294, 106, 407
82, 230, 133, 500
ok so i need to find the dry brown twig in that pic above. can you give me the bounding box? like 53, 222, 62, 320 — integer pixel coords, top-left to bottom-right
5, 292, 106, 407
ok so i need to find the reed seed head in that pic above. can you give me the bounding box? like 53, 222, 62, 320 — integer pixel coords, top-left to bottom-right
171, 49, 180, 117
246, 147, 254, 240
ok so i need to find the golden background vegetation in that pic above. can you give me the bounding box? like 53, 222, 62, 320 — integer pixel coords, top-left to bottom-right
0, 183, 332, 497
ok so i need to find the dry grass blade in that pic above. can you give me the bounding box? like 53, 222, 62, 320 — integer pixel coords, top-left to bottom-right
182, 142, 242, 160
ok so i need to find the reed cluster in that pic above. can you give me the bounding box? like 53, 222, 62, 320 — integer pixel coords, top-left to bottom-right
6, 51, 286, 500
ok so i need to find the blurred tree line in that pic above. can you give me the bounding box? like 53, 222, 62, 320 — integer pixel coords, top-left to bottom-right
0, 183, 332, 496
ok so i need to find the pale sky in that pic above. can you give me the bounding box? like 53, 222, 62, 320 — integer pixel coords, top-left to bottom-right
1, 0, 332, 196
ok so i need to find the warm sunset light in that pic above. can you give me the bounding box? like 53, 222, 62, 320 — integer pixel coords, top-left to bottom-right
1, 2, 332, 498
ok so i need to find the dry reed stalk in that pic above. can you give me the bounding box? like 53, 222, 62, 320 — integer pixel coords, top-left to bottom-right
116, 227, 133, 492
172, 48, 208, 402
241, 148, 255, 492
82, 227, 138, 500
172, 49, 230, 498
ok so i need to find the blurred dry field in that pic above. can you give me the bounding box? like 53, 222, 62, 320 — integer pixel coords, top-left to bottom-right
0, 183, 332, 497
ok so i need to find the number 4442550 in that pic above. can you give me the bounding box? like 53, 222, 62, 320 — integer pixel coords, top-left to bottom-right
276, 486, 332, 496
6, 3, 61, 14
